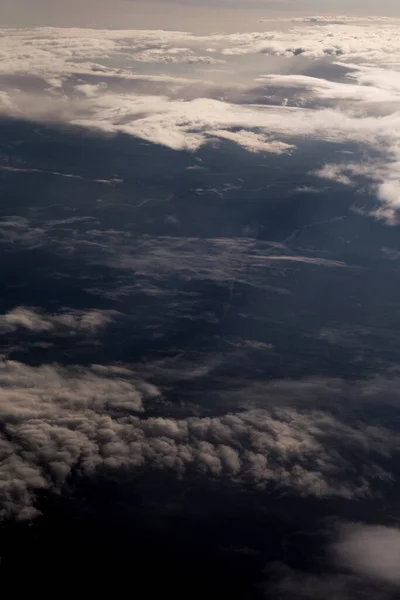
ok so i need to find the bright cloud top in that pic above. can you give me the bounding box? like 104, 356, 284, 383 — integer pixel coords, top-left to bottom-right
1, 20, 400, 220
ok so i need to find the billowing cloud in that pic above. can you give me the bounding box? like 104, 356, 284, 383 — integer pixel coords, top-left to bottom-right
0, 359, 159, 519
1, 356, 400, 520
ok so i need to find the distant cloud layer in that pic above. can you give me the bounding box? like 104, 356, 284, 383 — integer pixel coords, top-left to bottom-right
1, 19, 400, 220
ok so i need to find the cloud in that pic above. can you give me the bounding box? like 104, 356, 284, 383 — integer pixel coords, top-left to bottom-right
256, 73, 400, 104
131, 47, 225, 64
333, 524, 400, 587
211, 129, 295, 153
80, 234, 351, 286
315, 161, 400, 223
264, 564, 396, 600
261, 15, 400, 24
314, 164, 354, 186
0, 307, 117, 334
264, 519, 400, 599
1, 357, 400, 520
2, 22, 400, 221
258, 255, 348, 267
0, 359, 160, 519
216, 21, 400, 65
0, 164, 122, 185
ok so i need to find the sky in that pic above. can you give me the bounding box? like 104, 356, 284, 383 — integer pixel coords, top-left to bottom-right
1, 0, 400, 30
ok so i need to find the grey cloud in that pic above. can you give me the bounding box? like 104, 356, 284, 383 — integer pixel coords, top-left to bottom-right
333, 524, 400, 587
80, 233, 350, 284
1, 359, 400, 520
0, 360, 160, 519
264, 564, 397, 600
381, 247, 400, 260
0, 164, 123, 185
0, 307, 117, 334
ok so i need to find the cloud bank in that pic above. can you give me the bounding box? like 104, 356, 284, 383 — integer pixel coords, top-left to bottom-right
1, 20, 400, 220
0, 352, 400, 520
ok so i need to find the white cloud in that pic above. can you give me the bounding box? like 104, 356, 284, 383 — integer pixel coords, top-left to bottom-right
257, 73, 400, 104
258, 255, 348, 266
215, 21, 400, 66
2, 22, 400, 220
314, 164, 354, 186
211, 129, 295, 153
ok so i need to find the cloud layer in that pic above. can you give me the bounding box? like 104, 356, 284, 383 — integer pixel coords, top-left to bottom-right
0, 351, 400, 520
1, 20, 400, 219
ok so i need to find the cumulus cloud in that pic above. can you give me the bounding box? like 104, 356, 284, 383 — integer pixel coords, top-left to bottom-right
333, 524, 400, 587
314, 164, 354, 186
1, 358, 400, 520
0, 360, 159, 519
216, 21, 400, 64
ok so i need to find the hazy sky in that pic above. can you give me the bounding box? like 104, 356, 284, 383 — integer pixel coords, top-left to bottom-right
1, 0, 400, 31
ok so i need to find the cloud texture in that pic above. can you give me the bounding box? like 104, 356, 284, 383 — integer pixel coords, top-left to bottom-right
1, 19, 400, 219
0, 353, 400, 520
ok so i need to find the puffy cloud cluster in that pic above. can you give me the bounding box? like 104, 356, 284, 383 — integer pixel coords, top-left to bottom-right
0, 354, 400, 520
217, 21, 400, 65
0, 360, 159, 519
